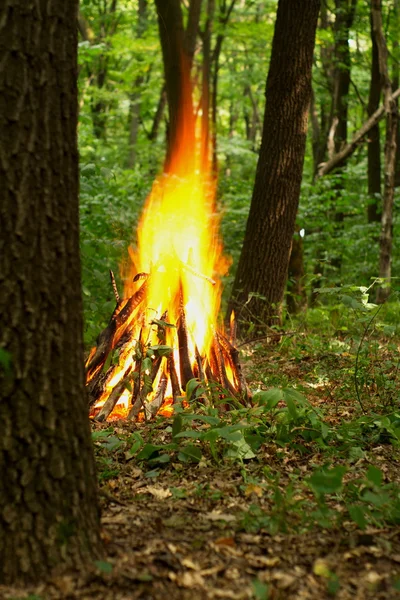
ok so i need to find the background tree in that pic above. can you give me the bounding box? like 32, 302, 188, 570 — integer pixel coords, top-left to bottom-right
227, 0, 321, 331
0, 0, 102, 583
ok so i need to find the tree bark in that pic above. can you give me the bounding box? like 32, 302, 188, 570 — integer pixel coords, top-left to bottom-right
184, 0, 203, 70
211, 0, 237, 174
201, 0, 215, 166
0, 0, 102, 584
372, 0, 398, 304
227, 0, 320, 331
367, 7, 382, 223
126, 0, 148, 168
330, 0, 357, 274
155, 0, 194, 167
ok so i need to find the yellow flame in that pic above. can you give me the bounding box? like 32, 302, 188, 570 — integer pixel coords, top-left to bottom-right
91, 72, 232, 418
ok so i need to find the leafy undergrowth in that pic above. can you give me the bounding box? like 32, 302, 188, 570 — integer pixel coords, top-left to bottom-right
3, 322, 400, 600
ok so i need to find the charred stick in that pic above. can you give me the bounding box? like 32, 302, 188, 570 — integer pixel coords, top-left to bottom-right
229, 311, 237, 346
87, 328, 137, 406
128, 350, 164, 420
95, 370, 131, 422
217, 332, 252, 405
145, 373, 168, 419
213, 335, 238, 398
85, 280, 147, 381
194, 344, 205, 382
110, 270, 120, 304
167, 354, 181, 401
180, 260, 216, 286
177, 286, 195, 389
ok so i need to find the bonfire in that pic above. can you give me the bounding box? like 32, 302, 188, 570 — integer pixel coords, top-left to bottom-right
85, 72, 250, 422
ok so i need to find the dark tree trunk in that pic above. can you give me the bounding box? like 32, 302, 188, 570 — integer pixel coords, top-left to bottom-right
0, 0, 102, 584
155, 0, 194, 166
367, 8, 382, 223
184, 0, 203, 70
201, 0, 215, 166
127, 0, 148, 168
148, 83, 167, 141
211, 0, 237, 174
372, 0, 398, 304
330, 0, 357, 274
227, 0, 320, 331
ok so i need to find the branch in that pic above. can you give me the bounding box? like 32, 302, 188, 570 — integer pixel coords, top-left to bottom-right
317, 88, 400, 177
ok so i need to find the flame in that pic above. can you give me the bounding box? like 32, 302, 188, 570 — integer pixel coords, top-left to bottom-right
89, 69, 233, 419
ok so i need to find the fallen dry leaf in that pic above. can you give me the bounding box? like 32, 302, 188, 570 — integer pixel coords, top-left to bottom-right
145, 485, 172, 500
204, 511, 236, 522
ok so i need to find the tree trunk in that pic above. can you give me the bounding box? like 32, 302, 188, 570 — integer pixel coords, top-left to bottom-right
184, 0, 203, 70
155, 0, 194, 167
201, 0, 215, 166
367, 7, 382, 223
149, 83, 167, 141
227, 0, 320, 331
0, 0, 102, 584
126, 0, 148, 168
211, 0, 237, 174
372, 0, 398, 304
330, 0, 357, 274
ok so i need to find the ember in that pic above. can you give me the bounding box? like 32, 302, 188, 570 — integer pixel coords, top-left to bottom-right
85, 71, 250, 422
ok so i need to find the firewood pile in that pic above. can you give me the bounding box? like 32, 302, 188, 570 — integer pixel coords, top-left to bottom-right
85, 270, 251, 422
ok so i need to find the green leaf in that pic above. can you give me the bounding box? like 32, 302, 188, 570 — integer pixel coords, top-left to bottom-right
178, 443, 202, 463
366, 465, 383, 487
348, 505, 367, 529
186, 378, 201, 401
172, 414, 183, 438
308, 466, 347, 496
94, 560, 113, 574
136, 444, 163, 460
284, 395, 298, 421
149, 453, 171, 465
148, 344, 173, 357
92, 427, 114, 440
252, 578, 269, 600
0, 348, 12, 374
253, 388, 283, 409
174, 430, 204, 440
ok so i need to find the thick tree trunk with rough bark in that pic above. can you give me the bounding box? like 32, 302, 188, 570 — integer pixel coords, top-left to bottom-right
0, 0, 102, 584
227, 0, 320, 331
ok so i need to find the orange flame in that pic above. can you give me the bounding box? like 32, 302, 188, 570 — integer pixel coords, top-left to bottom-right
91, 69, 232, 418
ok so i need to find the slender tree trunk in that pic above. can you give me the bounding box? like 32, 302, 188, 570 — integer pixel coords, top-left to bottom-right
372, 0, 398, 304
127, 0, 148, 168
0, 0, 102, 584
211, 0, 237, 174
330, 0, 357, 275
184, 0, 203, 70
367, 8, 382, 223
393, 0, 400, 187
149, 84, 167, 141
227, 0, 320, 331
201, 0, 215, 166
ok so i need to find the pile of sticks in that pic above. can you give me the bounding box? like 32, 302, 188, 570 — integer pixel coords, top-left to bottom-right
85, 271, 251, 422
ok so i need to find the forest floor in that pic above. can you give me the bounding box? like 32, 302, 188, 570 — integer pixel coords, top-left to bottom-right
2, 327, 400, 600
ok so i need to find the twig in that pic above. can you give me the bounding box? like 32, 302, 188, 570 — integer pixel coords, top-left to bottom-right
109, 270, 120, 304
